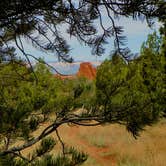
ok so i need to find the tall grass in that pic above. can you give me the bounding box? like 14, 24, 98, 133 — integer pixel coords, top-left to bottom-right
16, 119, 166, 166
78, 120, 166, 166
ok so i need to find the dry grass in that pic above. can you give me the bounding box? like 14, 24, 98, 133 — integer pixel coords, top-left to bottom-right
78, 120, 166, 166
9, 119, 166, 166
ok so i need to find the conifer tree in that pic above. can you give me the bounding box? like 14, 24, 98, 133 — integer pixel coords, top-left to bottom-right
0, 1, 165, 165
0, 0, 166, 61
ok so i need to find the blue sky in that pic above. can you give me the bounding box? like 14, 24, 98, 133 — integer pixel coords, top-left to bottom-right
14, 17, 161, 62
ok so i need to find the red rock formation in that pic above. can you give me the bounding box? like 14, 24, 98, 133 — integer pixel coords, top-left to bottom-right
55, 74, 76, 80
55, 62, 96, 80
77, 62, 96, 80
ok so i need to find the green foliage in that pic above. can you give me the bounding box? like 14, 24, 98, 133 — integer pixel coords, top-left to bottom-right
35, 137, 56, 157
68, 147, 88, 165
140, 31, 161, 55
72, 78, 96, 110
33, 147, 87, 166
0, 62, 58, 142
0, 1, 165, 164
0, 136, 87, 166
0, 61, 92, 165
0, 63, 34, 139
1, 0, 165, 61
0, 31, 165, 165
96, 34, 165, 137
140, 32, 166, 117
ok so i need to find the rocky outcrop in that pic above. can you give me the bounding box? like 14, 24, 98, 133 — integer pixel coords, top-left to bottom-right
55, 62, 97, 80
55, 74, 76, 80
77, 62, 96, 80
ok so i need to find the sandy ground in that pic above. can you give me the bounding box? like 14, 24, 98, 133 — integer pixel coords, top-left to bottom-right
19, 120, 166, 166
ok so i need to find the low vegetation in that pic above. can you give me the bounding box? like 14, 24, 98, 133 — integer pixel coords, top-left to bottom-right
0, 31, 165, 165
80, 121, 166, 166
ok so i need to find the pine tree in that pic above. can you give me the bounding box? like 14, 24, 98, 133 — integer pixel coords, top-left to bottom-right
0, 62, 90, 165
0, 0, 166, 61
0, 1, 166, 165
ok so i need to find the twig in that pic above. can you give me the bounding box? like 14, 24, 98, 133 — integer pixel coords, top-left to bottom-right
55, 129, 65, 156
0, 116, 105, 156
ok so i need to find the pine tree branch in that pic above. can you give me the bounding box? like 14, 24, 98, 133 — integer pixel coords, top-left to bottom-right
0, 116, 105, 156
55, 129, 65, 156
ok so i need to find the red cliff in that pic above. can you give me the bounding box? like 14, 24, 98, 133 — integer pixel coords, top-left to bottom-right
77, 62, 96, 80
55, 62, 96, 80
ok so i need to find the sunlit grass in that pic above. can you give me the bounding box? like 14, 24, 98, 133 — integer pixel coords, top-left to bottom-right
77, 120, 166, 166
11, 119, 166, 166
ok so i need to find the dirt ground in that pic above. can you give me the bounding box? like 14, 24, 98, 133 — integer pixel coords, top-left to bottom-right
58, 125, 116, 166
21, 120, 166, 166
